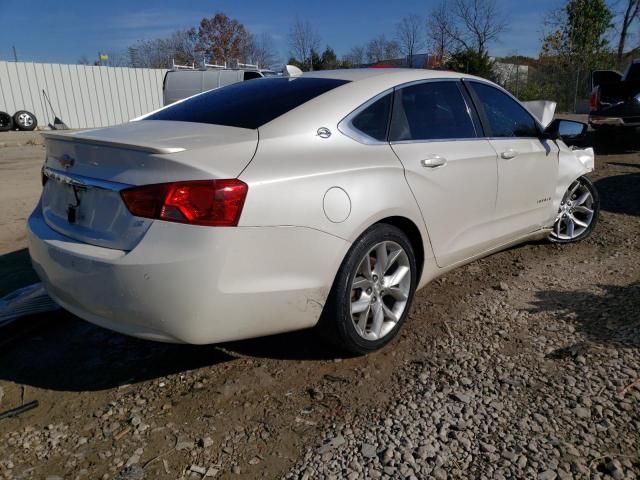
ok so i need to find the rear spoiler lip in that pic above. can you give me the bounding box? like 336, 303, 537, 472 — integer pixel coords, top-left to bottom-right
41, 132, 186, 155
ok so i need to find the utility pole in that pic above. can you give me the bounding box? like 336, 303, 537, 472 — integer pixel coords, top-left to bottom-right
12, 46, 18, 62
573, 69, 580, 114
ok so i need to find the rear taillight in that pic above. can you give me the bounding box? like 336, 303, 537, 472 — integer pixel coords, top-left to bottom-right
589, 89, 598, 111
121, 179, 248, 226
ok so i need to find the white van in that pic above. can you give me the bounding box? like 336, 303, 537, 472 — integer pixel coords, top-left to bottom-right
162, 68, 265, 105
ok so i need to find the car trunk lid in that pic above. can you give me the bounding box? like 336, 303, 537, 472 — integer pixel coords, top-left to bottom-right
40, 120, 258, 250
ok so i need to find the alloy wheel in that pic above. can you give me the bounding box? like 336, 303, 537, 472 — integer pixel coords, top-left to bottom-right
551, 178, 596, 241
17, 113, 33, 127
349, 241, 411, 341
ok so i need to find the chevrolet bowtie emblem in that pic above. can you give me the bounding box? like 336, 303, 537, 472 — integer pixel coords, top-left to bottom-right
59, 154, 75, 169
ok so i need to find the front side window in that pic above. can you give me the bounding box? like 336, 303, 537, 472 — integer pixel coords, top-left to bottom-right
349, 93, 392, 142
469, 82, 539, 138
147, 77, 349, 129
389, 81, 477, 142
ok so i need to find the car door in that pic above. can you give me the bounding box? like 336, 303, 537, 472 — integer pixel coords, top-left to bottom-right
465, 81, 559, 238
389, 80, 499, 268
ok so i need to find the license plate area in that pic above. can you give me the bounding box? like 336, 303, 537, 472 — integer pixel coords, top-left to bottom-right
40, 168, 153, 251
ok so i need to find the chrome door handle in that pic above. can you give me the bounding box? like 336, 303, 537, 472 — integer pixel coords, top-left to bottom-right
420, 155, 447, 168
501, 149, 519, 159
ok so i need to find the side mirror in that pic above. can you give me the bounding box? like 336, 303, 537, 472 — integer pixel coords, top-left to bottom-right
543, 119, 588, 146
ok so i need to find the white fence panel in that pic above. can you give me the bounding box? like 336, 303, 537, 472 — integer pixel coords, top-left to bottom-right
0, 61, 167, 129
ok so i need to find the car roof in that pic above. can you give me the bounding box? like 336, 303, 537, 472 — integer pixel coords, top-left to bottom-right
259, 68, 489, 137
301, 68, 471, 82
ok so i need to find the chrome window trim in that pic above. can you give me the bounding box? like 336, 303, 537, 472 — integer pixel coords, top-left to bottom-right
43, 166, 131, 192
390, 137, 484, 145
338, 77, 546, 146
337, 88, 394, 145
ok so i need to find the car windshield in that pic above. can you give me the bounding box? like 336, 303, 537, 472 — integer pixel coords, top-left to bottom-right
147, 77, 349, 129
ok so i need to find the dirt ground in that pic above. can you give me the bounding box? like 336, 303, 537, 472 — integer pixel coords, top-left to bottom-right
0, 131, 638, 479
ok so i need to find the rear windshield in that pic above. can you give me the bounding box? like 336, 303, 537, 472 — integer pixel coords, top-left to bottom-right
147, 77, 349, 129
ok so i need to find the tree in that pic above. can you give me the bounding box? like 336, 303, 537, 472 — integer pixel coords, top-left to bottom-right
288, 16, 321, 70
310, 49, 322, 71
171, 28, 200, 65
426, 1, 455, 62
343, 45, 366, 67
197, 13, 250, 65
320, 46, 339, 69
396, 15, 425, 67
542, 0, 613, 63
128, 28, 199, 68
445, 48, 494, 78
287, 56, 305, 69
446, 0, 509, 55
244, 32, 278, 67
366, 35, 400, 63
540, 0, 614, 111
616, 0, 640, 60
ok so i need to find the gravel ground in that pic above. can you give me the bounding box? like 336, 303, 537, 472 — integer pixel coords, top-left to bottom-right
285, 150, 640, 480
0, 132, 638, 479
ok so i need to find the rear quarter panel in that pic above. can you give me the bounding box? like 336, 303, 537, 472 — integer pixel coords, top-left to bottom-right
238, 131, 434, 281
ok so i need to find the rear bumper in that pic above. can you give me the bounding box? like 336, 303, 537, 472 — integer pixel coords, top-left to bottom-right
28, 206, 349, 344
589, 115, 640, 127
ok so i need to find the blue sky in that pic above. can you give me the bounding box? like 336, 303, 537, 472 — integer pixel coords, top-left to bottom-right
0, 0, 561, 64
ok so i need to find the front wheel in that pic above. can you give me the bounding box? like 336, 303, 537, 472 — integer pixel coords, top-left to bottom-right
320, 224, 417, 355
549, 175, 599, 244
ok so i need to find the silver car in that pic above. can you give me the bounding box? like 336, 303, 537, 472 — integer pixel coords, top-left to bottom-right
29, 68, 598, 354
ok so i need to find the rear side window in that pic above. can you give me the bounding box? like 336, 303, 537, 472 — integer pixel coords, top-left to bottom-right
469, 82, 539, 138
350, 93, 392, 141
389, 81, 477, 141
147, 77, 349, 129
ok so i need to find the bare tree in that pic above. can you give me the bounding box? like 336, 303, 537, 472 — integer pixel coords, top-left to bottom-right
366, 35, 400, 63
171, 28, 200, 65
244, 32, 278, 68
396, 15, 425, 67
127, 28, 200, 68
426, 0, 456, 60
617, 0, 640, 60
343, 45, 366, 66
288, 16, 321, 70
439, 0, 509, 55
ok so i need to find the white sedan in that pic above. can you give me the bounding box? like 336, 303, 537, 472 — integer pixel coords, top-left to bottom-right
28, 68, 599, 354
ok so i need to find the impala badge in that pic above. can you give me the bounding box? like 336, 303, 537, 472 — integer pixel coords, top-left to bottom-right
59, 154, 75, 169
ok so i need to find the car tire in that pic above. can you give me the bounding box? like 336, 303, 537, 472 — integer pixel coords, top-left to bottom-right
13, 110, 37, 131
319, 223, 417, 355
549, 175, 599, 244
0, 111, 13, 132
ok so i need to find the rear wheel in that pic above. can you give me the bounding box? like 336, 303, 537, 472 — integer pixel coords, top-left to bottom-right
549, 175, 599, 243
320, 224, 417, 354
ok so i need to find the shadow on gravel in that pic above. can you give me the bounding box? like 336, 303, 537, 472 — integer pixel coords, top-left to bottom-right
0, 247, 340, 391
594, 173, 640, 217
0, 314, 237, 391
0, 248, 39, 297
0, 312, 340, 392
223, 330, 343, 362
529, 282, 640, 348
